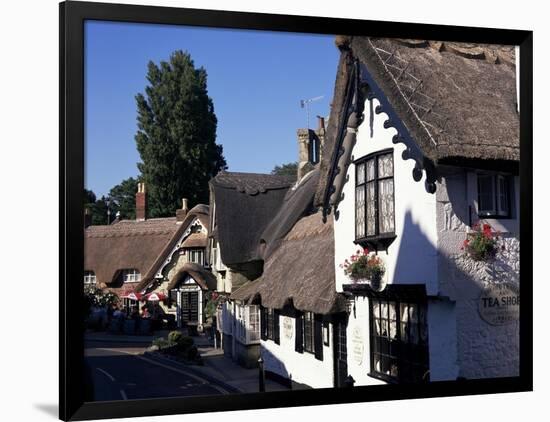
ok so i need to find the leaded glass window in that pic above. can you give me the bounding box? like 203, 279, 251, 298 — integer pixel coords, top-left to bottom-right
355, 151, 395, 240
370, 298, 429, 383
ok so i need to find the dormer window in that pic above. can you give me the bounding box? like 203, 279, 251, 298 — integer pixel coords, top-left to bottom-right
477, 173, 511, 218
122, 269, 141, 283
355, 150, 396, 250
188, 249, 204, 266
84, 271, 96, 285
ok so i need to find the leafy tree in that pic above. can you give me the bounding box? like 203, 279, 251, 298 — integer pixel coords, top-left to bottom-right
135, 50, 226, 217
108, 177, 139, 220
84, 189, 96, 205
84, 189, 110, 225
271, 162, 298, 181
90, 196, 110, 225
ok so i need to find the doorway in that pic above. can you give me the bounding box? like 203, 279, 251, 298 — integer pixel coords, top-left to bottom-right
333, 315, 348, 388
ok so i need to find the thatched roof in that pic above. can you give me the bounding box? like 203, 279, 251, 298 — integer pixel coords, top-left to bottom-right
131, 205, 210, 293
316, 36, 519, 206
166, 262, 217, 291
210, 172, 294, 266
231, 212, 346, 315
259, 169, 319, 258
85, 217, 180, 286
85, 204, 209, 288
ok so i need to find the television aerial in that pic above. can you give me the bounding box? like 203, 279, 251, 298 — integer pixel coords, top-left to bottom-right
300, 95, 324, 129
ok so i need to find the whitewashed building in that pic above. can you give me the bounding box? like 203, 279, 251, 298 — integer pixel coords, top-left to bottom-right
315, 36, 520, 384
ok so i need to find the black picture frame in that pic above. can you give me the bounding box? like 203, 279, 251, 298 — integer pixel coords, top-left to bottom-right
60, 1, 533, 420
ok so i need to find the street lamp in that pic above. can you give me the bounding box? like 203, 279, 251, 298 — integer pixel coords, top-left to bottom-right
258, 356, 265, 392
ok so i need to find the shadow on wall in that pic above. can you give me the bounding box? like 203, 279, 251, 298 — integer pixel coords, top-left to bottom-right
392, 210, 437, 290
390, 208, 519, 380
260, 346, 311, 389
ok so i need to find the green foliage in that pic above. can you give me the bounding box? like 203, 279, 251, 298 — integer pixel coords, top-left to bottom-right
84, 285, 120, 308
152, 337, 171, 349
108, 177, 139, 220
152, 332, 194, 353
204, 292, 220, 321
135, 50, 227, 217
271, 162, 298, 181
462, 223, 500, 261
167, 330, 183, 344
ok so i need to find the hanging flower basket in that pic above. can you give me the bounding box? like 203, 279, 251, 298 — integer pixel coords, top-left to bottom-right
340, 248, 386, 286
461, 223, 502, 262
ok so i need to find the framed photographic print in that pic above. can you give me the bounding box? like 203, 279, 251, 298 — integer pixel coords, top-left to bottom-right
60, 1, 533, 420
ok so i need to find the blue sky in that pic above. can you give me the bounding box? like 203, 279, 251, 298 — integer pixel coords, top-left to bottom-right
85, 21, 339, 197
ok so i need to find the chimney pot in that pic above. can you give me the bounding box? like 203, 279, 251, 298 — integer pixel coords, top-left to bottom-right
317, 115, 325, 131
176, 198, 189, 222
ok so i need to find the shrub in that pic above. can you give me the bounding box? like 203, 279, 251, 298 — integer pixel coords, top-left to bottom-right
179, 336, 194, 349
185, 345, 199, 360
168, 330, 183, 344
152, 337, 170, 349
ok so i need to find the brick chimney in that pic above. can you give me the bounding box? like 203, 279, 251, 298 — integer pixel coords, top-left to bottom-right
176, 198, 189, 222
296, 116, 326, 180
136, 182, 147, 221
84, 207, 92, 228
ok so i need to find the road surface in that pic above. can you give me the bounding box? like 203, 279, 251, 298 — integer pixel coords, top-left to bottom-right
85, 340, 229, 401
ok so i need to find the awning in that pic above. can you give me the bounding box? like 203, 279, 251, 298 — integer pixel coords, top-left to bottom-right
145, 292, 167, 302
124, 292, 143, 301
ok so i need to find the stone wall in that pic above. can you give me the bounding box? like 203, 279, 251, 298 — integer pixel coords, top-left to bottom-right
436, 166, 520, 379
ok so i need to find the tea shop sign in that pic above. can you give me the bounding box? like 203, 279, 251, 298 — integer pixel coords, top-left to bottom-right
478, 282, 519, 326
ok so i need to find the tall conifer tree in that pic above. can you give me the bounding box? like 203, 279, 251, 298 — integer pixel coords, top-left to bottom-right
135, 50, 226, 217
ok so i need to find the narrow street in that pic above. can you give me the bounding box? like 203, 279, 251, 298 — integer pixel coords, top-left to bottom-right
84, 340, 231, 401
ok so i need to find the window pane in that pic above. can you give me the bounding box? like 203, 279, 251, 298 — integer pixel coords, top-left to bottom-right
356, 186, 365, 238
378, 153, 393, 178
380, 318, 388, 337
497, 176, 509, 215
366, 158, 376, 181
389, 302, 397, 339
378, 178, 395, 233
366, 182, 376, 236
381, 302, 388, 319
356, 162, 365, 185
478, 175, 495, 214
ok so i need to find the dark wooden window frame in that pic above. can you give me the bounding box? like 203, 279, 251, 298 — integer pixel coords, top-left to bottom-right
354, 148, 397, 251
477, 172, 513, 219
261, 307, 280, 344
303, 311, 315, 353
368, 297, 429, 384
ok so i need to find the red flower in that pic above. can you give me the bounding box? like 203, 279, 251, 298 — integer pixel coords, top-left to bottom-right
463, 239, 470, 246
363, 248, 369, 255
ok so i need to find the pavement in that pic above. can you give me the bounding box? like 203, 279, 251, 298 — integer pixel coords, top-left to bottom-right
84, 331, 290, 397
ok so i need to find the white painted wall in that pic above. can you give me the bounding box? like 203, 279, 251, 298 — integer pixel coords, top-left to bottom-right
333, 98, 439, 296
436, 167, 520, 378
333, 97, 520, 382
261, 314, 335, 388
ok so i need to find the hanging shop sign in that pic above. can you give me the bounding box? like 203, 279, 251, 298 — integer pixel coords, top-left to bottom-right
282, 316, 294, 340
478, 282, 520, 325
